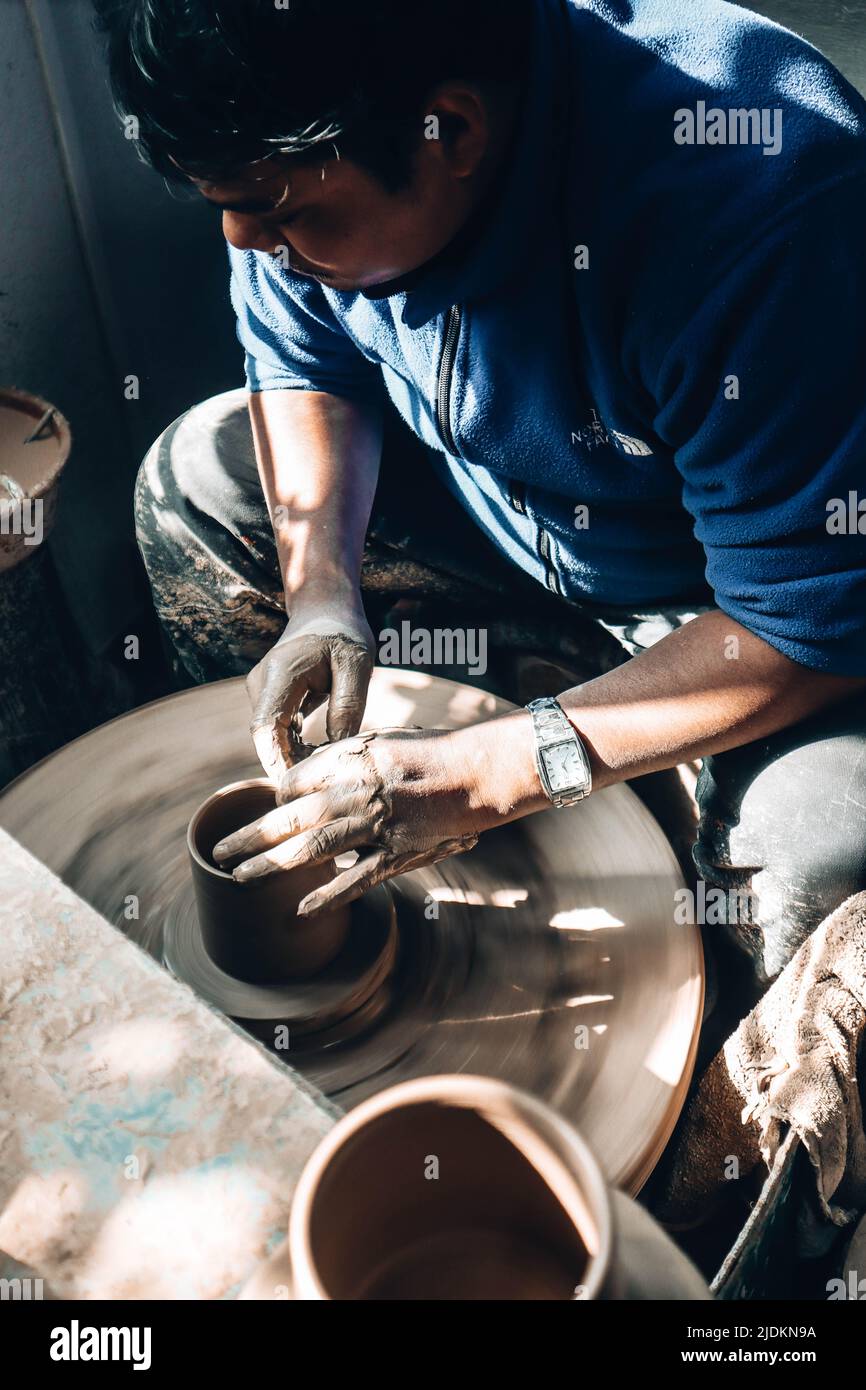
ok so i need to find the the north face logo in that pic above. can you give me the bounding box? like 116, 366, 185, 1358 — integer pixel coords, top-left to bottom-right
571, 410, 653, 457
611, 430, 653, 457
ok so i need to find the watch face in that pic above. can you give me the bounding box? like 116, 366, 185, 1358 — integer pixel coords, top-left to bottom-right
541, 742, 586, 794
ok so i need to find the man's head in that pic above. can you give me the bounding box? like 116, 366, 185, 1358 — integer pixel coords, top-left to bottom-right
95, 0, 531, 290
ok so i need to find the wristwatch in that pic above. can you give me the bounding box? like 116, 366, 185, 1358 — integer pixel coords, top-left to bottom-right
526, 697, 593, 808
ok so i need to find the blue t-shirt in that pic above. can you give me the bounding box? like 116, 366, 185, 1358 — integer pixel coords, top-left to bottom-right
230, 0, 866, 674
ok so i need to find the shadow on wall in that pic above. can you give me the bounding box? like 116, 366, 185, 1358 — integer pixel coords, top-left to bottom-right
0, 0, 241, 786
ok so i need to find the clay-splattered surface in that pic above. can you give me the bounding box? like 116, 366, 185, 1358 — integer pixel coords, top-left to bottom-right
0, 828, 336, 1300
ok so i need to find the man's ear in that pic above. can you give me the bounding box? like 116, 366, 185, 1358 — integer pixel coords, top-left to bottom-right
423, 82, 490, 179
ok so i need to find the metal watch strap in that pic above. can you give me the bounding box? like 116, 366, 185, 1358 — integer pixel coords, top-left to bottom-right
526, 696, 592, 809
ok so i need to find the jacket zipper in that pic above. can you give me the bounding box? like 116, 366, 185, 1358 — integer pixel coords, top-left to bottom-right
508, 480, 526, 514
437, 303, 561, 597
436, 305, 462, 455
538, 527, 562, 596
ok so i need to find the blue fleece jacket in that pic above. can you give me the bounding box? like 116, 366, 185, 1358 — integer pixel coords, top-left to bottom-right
229, 0, 866, 675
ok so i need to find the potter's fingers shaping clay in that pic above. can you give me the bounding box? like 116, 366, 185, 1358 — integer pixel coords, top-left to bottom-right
251, 718, 296, 787
298, 848, 390, 917
213, 790, 343, 864
233, 815, 371, 883
326, 638, 375, 743
301, 831, 482, 916
249, 631, 374, 781
274, 732, 376, 804
250, 667, 317, 778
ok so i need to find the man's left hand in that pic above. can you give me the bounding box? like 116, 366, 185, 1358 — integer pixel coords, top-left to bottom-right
212, 727, 492, 916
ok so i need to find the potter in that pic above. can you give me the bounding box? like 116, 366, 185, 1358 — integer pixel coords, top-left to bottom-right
105, 0, 866, 993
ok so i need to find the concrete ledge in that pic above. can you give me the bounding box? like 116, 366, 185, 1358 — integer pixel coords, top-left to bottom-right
0, 828, 337, 1299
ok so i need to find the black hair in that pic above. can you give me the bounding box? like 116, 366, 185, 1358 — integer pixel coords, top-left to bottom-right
94, 0, 531, 190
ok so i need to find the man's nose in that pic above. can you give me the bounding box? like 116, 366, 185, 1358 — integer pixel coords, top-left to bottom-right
222, 212, 280, 254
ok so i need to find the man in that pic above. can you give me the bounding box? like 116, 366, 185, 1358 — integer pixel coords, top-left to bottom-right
99, 0, 866, 985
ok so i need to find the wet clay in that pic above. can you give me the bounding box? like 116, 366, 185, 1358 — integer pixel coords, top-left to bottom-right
305, 1099, 589, 1300
189, 780, 350, 982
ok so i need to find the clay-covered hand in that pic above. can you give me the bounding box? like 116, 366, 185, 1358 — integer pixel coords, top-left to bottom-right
247, 608, 375, 782
212, 727, 489, 915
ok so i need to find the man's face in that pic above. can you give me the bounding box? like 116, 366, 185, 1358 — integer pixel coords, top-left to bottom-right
200, 144, 477, 293
196, 84, 501, 292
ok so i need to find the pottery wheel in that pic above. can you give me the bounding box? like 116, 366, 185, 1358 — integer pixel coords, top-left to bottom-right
0, 671, 703, 1194
163, 879, 400, 1047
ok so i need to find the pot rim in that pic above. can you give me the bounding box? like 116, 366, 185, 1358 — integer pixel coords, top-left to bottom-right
0, 387, 71, 496
288, 1073, 613, 1301
187, 776, 274, 883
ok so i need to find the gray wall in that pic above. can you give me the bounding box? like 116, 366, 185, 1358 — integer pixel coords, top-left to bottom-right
0, 0, 239, 655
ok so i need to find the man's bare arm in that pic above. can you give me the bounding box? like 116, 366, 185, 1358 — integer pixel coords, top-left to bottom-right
249, 389, 381, 613
245, 389, 383, 779
216, 610, 866, 906
465, 610, 866, 821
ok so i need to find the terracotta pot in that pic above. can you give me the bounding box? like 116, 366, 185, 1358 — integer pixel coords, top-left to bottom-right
241, 1076, 709, 1301
0, 388, 70, 573
188, 778, 351, 983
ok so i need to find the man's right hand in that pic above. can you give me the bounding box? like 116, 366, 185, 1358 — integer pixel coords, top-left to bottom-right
247, 607, 376, 788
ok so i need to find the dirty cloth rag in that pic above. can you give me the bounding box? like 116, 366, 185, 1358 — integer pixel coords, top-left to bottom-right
725, 891, 866, 1225
657, 892, 866, 1232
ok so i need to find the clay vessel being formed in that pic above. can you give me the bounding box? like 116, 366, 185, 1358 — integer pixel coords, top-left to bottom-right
241, 1075, 709, 1301
188, 778, 351, 982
